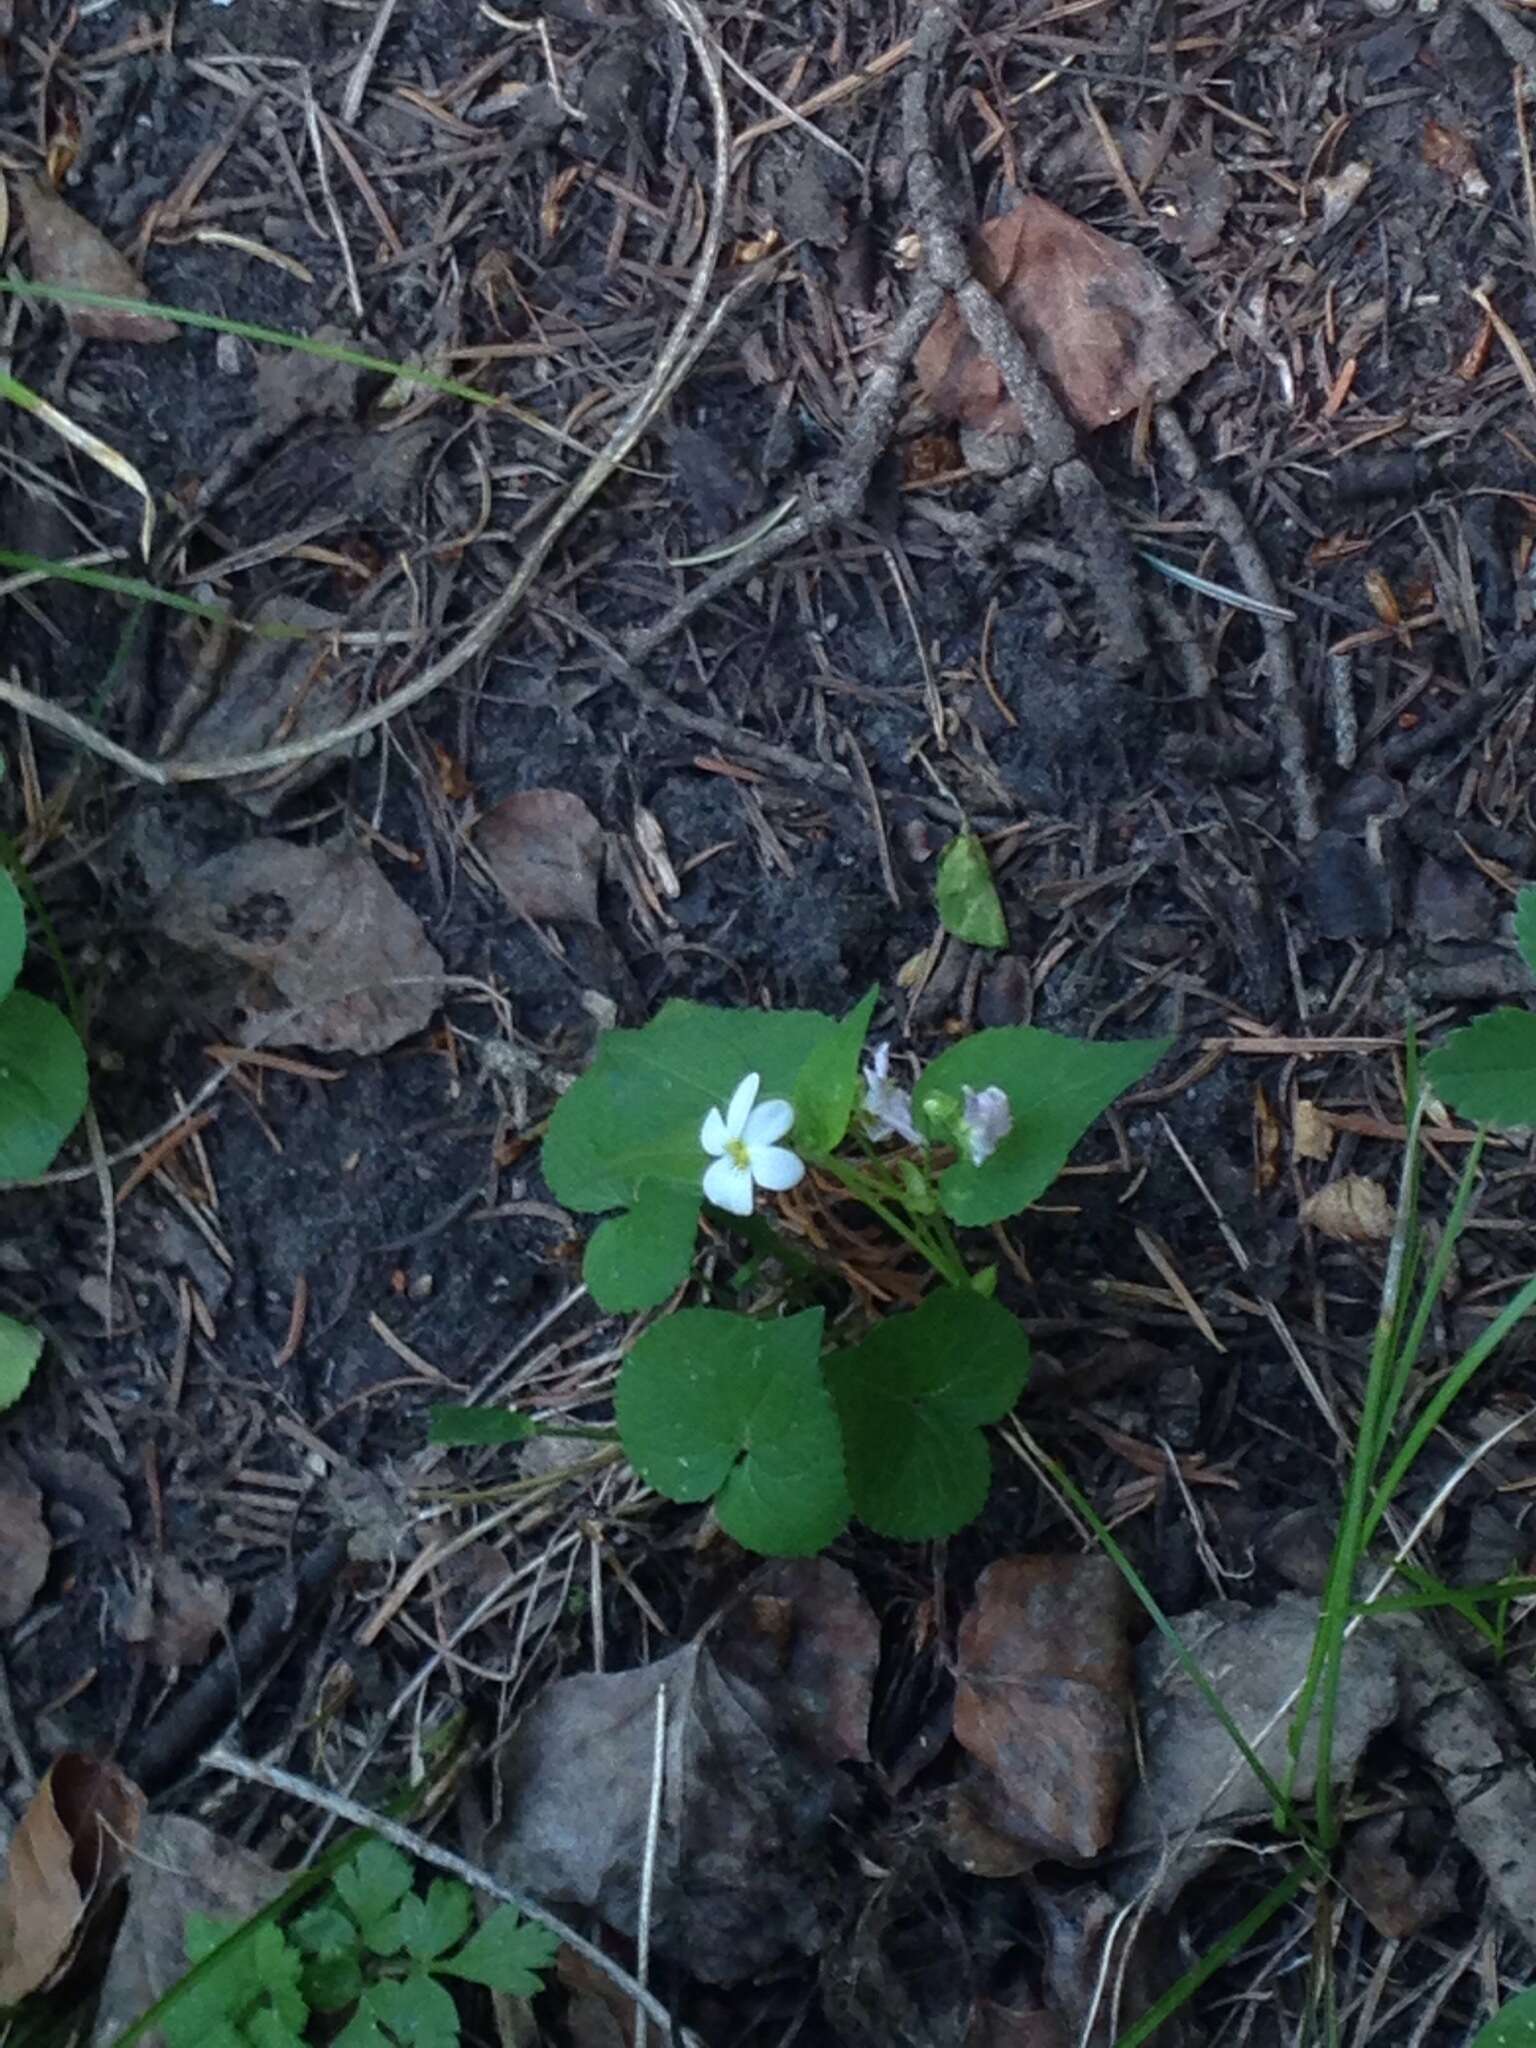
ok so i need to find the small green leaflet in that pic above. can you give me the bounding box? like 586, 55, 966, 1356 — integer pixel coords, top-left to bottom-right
1424, 1009, 1536, 1129
0, 989, 88, 1180
583, 1179, 700, 1312
1516, 886, 1536, 978
0, 1312, 42, 1412
1472, 1988, 1536, 2047
825, 1286, 1030, 1539
440, 1904, 560, 1996
791, 986, 878, 1155
166, 1921, 308, 2048
916, 1025, 1170, 1225
394, 1882, 471, 1963
616, 1307, 849, 1555
347, 1975, 459, 2048
936, 833, 1007, 949
428, 1405, 536, 1447
334, 1843, 414, 1953
0, 871, 24, 1004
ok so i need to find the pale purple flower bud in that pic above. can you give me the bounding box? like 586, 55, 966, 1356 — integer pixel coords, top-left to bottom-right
960, 1085, 1012, 1166
861, 1041, 921, 1146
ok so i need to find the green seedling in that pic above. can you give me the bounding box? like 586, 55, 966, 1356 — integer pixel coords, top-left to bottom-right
1424, 884, 1536, 1125
163, 1842, 556, 2048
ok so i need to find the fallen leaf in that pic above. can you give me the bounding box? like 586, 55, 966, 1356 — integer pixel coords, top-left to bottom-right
1292, 1099, 1334, 1162
915, 195, 1213, 434
0, 1755, 146, 2002
120, 1557, 231, 1669
89, 1816, 285, 2048
17, 180, 177, 343
1315, 160, 1372, 229
157, 840, 444, 1056
712, 1558, 880, 1766
1422, 120, 1490, 201
965, 1998, 1070, 2048
1341, 1810, 1459, 1938
172, 600, 355, 815
25, 1447, 130, 1536
1113, 1592, 1397, 1904
478, 789, 604, 926
0, 1458, 49, 1627
1301, 1174, 1395, 1243
946, 1556, 1135, 1874
1154, 153, 1235, 258
493, 1639, 835, 1984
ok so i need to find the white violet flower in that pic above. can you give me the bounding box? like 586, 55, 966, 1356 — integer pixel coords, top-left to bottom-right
959, 1085, 1013, 1166
700, 1071, 805, 1216
861, 1042, 921, 1145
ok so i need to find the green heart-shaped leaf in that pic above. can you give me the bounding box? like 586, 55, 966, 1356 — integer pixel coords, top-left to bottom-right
917, 1025, 1170, 1226
0, 990, 88, 1180
0, 871, 25, 1006
936, 832, 1007, 949
0, 1313, 42, 1411
616, 1306, 847, 1555
584, 1179, 701, 1310
826, 1286, 1029, 1540
791, 985, 877, 1155
1515, 887, 1536, 980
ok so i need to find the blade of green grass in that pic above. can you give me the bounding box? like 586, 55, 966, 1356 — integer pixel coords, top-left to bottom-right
1110, 1860, 1313, 2048
0, 551, 307, 634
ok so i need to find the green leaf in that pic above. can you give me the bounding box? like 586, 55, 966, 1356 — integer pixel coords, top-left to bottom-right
167, 1922, 308, 2048
244, 2014, 306, 2048
0, 871, 24, 1006
916, 1026, 1170, 1226
396, 1881, 472, 1963
428, 1405, 536, 1447
0, 1313, 41, 1411
334, 1843, 414, 1952
791, 986, 878, 1156
542, 998, 845, 1212
584, 1179, 700, 1311
1425, 1009, 1536, 1128
616, 1307, 848, 1556
936, 833, 1007, 949
441, 1905, 560, 1996
825, 1287, 1030, 1540
335, 2012, 390, 2048
293, 1903, 366, 2011
1473, 1989, 1536, 2048
1516, 888, 1536, 979
359, 1973, 460, 2048
0, 990, 87, 1179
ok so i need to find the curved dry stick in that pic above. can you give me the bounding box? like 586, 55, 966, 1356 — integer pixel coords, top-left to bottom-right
0, 0, 734, 791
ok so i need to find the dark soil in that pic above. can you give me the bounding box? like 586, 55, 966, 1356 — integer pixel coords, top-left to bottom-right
2, 0, 1535, 2040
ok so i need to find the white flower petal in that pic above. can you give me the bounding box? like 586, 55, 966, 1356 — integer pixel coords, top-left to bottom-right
748, 1143, 805, 1193
743, 1096, 794, 1147
700, 1105, 727, 1154
723, 1071, 760, 1139
703, 1154, 756, 1215
863, 1065, 921, 1145
960, 1085, 1013, 1166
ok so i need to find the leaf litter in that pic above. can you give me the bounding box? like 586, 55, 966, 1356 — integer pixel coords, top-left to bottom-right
476, 788, 605, 926
0, 1754, 146, 2003
157, 839, 444, 1056
16, 179, 177, 343
0, 1455, 50, 1628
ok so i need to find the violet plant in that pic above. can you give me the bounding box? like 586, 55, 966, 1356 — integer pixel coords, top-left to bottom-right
438, 985, 1169, 1557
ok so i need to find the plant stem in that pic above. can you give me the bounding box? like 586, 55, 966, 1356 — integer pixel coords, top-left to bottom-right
819, 1155, 969, 1288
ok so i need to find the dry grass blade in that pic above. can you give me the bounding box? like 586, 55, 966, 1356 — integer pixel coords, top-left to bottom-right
0, 370, 154, 556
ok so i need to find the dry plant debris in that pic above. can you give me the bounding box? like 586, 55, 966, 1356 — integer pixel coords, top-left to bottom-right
0, 1755, 145, 2002
476, 789, 606, 928
15, 179, 176, 343
157, 840, 444, 1055
0, 1455, 49, 1628
915, 197, 1214, 433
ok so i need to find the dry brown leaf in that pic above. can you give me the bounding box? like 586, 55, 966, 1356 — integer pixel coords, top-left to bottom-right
493, 1639, 835, 1984
88, 1816, 285, 2048
965, 2000, 1070, 2048
0, 1459, 50, 1628
946, 1556, 1135, 1873
0, 1755, 146, 2002
157, 840, 444, 1056
915, 196, 1213, 434
712, 1558, 880, 1766
120, 1557, 231, 1669
1301, 1173, 1395, 1243
1293, 1099, 1334, 1163
17, 180, 177, 343
1422, 120, 1490, 201
1340, 1810, 1459, 1939
478, 789, 604, 926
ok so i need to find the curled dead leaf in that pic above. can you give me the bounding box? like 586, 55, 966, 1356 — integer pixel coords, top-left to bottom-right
478, 788, 604, 926
1300, 1173, 1395, 1243
915, 196, 1213, 435
1422, 120, 1489, 202
17, 180, 177, 343
0, 1755, 146, 2002
1292, 1099, 1335, 1163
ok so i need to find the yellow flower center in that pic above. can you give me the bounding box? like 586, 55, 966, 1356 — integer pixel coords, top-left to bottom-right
725, 1137, 752, 1170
